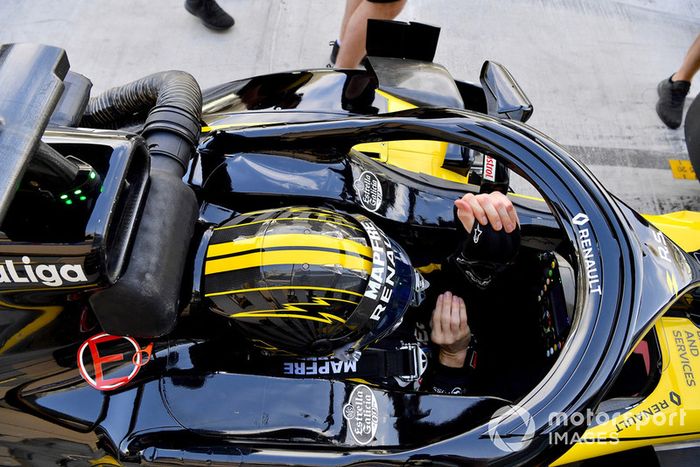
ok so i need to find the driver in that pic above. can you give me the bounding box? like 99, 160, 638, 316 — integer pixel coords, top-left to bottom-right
203, 191, 519, 394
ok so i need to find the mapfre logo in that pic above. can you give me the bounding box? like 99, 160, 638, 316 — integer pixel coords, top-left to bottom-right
77, 333, 152, 391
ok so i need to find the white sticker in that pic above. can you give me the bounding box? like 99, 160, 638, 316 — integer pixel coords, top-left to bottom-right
343, 384, 379, 445
354, 171, 383, 212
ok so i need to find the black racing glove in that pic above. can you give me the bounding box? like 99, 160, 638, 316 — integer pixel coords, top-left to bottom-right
452, 221, 521, 289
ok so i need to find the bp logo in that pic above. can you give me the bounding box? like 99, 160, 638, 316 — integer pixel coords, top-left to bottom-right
354, 171, 383, 212
343, 384, 379, 445
487, 404, 536, 452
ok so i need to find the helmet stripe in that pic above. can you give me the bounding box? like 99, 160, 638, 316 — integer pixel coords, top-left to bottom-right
204, 285, 364, 298
205, 250, 372, 275
212, 217, 363, 233
207, 233, 371, 259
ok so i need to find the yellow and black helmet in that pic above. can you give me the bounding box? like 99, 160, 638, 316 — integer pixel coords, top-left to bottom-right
202, 206, 419, 357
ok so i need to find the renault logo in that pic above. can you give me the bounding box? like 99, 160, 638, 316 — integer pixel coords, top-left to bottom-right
572, 213, 590, 226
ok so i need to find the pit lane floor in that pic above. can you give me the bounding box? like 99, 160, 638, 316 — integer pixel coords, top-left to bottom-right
1, 0, 699, 214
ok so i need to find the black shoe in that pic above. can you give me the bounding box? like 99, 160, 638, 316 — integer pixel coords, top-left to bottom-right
327, 40, 369, 69
328, 40, 340, 68
656, 75, 691, 129
185, 0, 234, 30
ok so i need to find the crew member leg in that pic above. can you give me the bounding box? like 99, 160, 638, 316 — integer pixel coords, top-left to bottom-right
335, 0, 407, 69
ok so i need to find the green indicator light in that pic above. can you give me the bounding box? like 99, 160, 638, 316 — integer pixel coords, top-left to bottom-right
65, 199, 73, 205
74, 189, 82, 195
89, 171, 96, 180
79, 196, 87, 201
60, 194, 68, 200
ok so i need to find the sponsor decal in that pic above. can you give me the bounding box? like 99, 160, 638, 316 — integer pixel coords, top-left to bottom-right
360, 220, 396, 322
571, 213, 589, 226
283, 357, 357, 376
483, 155, 497, 182
343, 384, 379, 445
614, 392, 682, 433
570, 213, 601, 295
651, 230, 672, 263
487, 404, 536, 452
673, 329, 700, 387
0, 256, 87, 287
354, 171, 383, 213
77, 333, 152, 391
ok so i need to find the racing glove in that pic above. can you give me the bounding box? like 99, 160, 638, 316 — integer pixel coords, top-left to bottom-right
421, 335, 478, 395
452, 221, 521, 289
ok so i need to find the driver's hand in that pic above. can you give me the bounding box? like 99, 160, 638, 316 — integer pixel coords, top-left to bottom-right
431, 292, 472, 368
454, 192, 519, 234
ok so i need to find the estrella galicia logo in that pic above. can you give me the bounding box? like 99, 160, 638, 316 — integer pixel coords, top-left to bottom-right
343, 384, 379, 445
354, 171, 383, 213
487, 404, 536, 453
571, 213, 590, 226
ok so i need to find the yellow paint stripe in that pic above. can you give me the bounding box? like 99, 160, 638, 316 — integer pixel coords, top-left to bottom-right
205, 285, 364, 298
510, 192, 545, 202
207, 233, 371, 259
201, 121, 276, 133
0, 300, 63, 354
213, 217, 363, 233
205, 249, 372, 275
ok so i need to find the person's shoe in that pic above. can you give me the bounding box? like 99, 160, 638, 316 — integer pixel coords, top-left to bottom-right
327, 40, 340, 68
656, 75, 691, 129
185, 0, 234, 31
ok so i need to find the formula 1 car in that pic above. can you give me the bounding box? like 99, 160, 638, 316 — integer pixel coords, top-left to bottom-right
1, 21, 700, 467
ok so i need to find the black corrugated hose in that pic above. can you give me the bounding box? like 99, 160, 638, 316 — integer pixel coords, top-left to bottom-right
81, 71, 202, 175
85, 71, 203, 337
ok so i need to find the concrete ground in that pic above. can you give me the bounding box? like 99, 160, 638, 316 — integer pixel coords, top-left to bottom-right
1, 0, 699, 213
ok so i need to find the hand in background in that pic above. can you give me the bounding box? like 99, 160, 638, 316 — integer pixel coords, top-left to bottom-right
431, 291, 471, 368
454, 191, 519, 234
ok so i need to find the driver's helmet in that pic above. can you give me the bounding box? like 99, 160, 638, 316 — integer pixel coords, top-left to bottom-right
202, 206, 426, 358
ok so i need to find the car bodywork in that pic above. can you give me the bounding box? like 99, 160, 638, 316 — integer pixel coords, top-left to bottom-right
0, 29, 699, 466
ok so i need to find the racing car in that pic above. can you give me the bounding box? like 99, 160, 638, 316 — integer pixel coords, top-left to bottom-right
0, 21, 699, 466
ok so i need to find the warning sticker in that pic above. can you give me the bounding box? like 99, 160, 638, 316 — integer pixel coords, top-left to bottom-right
669, 160, 696, 180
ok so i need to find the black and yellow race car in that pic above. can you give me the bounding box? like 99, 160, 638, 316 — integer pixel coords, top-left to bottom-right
0, 21, 699, 466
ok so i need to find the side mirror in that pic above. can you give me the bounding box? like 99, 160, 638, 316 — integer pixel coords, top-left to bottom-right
479, 61, 533, 122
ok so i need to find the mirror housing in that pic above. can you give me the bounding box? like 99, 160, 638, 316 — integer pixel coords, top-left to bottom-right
479, 61, 533, 122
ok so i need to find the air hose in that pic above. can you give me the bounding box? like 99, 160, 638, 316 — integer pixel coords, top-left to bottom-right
87, 71, 202, 337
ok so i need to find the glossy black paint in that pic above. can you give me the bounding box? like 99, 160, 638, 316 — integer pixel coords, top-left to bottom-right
1, 48, 699, 466
0, 43, 68, 221
480, 61, 533, 122
202, 69, 385, 117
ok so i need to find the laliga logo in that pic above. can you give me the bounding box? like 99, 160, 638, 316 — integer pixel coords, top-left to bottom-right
77, 333, 152, 391
487, 404, 536, 453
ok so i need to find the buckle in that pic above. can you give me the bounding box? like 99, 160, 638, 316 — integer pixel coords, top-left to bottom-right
395, 343, 428, 385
